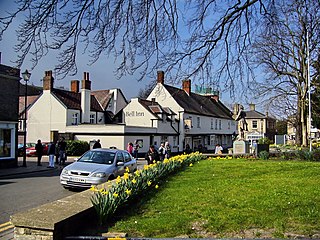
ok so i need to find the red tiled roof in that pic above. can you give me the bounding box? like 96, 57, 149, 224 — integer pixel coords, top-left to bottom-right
91, 90, 111, 110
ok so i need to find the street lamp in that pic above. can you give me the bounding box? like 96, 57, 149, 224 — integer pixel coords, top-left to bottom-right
21, 69, 31, 167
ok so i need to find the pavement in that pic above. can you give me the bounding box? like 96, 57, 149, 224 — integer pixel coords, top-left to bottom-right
0, 156, 66, 178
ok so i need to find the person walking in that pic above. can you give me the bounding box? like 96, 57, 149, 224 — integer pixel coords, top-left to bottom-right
158, 143, 166, 161
145, 145, 160, 165
127, 142, 134, 155
35, 139, 43, 166
164, 141, 171, 159
133, 140, 139, 159
47, 141, 56, 168
58, 137, 67, 165
93, 139, 102, 149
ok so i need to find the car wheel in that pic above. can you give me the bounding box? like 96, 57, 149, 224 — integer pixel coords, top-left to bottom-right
108, 175, 115, 181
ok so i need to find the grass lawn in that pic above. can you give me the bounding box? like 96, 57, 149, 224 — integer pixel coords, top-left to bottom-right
106, 158, 320, 238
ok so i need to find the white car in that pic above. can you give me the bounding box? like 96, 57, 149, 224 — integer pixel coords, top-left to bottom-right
60, 148, 137, 189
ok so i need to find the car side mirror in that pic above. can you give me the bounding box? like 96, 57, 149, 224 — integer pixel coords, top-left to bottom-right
117, 161, 124, 166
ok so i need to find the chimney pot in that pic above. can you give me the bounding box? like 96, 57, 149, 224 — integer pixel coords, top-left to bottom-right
82, 72, 91, 90
249, 103, 255, 111
157, 71, 164, 84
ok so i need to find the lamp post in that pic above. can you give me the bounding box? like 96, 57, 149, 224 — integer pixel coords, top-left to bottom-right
21, 69, 31, 167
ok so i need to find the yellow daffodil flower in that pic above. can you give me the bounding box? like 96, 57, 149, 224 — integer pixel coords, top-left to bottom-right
132, 178, 137, 184
125, 189, 132, 195
189, 163, 193, 167
113, 192, 119, 198
125, 167, 130, 173
147, 180, 152, 186
155, 184, 159, 189
116, 176, 121, 184
90, 185, 98, 192
123, 172, 129, 180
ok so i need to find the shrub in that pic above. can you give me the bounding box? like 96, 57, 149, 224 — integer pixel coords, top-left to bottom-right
66, 140, 90, 156
258, 137, 271, 145
258, 150, 269, 160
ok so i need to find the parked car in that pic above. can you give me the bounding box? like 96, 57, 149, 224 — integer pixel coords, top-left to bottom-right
60, 148, 137, 189
26, 142, 50, 157
18, 143, 36, 156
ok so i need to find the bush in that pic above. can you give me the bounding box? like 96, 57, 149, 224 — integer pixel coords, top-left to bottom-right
258, 137, 271, 145
258, 150, 269, 160
66, 140, 90, 156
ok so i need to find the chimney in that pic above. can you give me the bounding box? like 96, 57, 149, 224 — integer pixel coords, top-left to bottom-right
182, 79, 191, 95
212, 94, 219, 102
81, 72, 91, 123
71, 80, 79, 93
249, 103, 255, 111
43, 70, 54, 91
157, 71, 164, 84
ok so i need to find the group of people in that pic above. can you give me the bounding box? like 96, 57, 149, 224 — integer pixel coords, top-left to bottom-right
144, 142, 171, 165
126, 141, 140, 159
35, 137, 67, 168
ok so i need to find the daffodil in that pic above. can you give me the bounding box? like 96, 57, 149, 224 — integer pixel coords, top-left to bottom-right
144, 165, 149, 170
155, 184, 159, 189
113, 192, 119, 198
132, 178, 137, 184
123, 172, 129, 180
116, 176, 121, 184
125, 167, 130, 173
147, 180, 152, 186
90, 185, 98, 192
189, 163, 193, 167
135, 170, 141, 177
125, 189, 132, 195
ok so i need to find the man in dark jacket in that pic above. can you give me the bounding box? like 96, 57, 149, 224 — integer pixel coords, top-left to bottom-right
35, 139, 44, 166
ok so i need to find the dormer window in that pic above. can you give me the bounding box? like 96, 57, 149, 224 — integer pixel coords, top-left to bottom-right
72, 113, 79, 125
90, 114, 95, 124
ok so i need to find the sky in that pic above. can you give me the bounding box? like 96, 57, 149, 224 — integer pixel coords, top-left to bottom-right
0, 0, 248, 108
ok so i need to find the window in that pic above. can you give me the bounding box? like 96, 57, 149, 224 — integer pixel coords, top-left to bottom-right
0, 128, 11, 158
211, 119, 214, 129
197, 117, 201, 128
116, 152, 124, 162
252, 120, 258, 129
90, 114, 95, 124
72, 113, 79, 125
228, 121, 230, 130
215, 119, 218, 130
123, 152, 132, 162
219, 120, 222, 130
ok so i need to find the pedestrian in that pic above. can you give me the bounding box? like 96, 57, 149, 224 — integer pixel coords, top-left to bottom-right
164, 141, 171, 159
158, 143, 166, 161
93, 139, 102, 149
133, 140, 139, 159
58, 137, 67, 165
145, 145, 160, 164
215, 144, 223, 154
127, 142, 133, 155
55, 140, 60, 164
47, 141, 56, 168
185, 143, 191, 154
35, 139, 43, 166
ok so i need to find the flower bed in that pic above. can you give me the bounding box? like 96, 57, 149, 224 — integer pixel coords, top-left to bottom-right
90, 152, 206, 225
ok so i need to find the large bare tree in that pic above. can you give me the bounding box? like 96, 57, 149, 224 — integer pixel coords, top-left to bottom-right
0, 0, 268, 88
251, 0, 320, 146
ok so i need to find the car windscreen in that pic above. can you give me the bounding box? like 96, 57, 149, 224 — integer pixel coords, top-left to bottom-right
78, 151, 115, 164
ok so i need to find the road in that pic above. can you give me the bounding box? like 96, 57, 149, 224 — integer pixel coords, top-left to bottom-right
0, 167, 75, 239
0, 159, 147, 239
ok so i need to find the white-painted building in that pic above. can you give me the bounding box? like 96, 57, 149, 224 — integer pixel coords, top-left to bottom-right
147, 71, 237, 152
21, 70, 237, 155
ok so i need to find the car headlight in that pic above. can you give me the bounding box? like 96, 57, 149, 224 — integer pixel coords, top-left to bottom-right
62, 169, 69, 175
92, 172, 107, 178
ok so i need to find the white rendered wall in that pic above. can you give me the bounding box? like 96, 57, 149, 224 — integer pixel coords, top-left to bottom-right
27, 91, 67, 143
